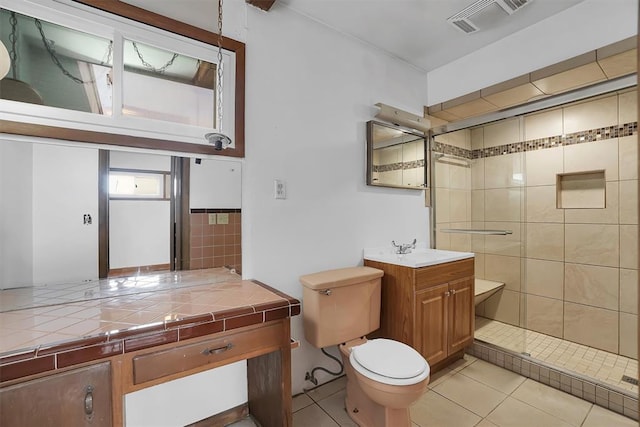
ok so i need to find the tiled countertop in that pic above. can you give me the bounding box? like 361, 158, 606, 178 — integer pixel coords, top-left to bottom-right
0, 268, 300, 383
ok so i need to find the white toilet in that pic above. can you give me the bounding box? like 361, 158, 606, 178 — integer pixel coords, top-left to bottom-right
300, 266, 429, 427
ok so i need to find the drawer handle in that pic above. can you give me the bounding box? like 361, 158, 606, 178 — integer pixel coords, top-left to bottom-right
84, 385, 94, 417
202, 343, 234, 355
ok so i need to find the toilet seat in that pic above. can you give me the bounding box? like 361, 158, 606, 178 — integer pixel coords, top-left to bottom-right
349, 339, 430, 386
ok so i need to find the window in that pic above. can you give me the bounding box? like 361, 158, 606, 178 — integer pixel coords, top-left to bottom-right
109, 170, 170, 200
0, 0, 245, 156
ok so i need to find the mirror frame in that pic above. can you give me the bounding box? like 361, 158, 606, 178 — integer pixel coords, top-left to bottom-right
0, 0, 246, 158
366, 120, 427, 190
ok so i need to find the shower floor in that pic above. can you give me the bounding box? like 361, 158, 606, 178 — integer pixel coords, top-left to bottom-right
475, 317, 639, 395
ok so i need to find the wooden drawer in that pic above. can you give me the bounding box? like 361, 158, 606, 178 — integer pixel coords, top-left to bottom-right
133, 323, 282, 384
415, 258, 474, 290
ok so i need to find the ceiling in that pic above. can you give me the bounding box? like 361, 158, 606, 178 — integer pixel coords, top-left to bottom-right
277, 0, 586, 72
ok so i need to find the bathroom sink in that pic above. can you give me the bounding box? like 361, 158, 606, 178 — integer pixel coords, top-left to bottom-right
363, 246, 474, 268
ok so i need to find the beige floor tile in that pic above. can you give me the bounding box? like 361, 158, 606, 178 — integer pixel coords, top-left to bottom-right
306, 376, 348, 403
411, 389, 481, 427
487, 397, 573, 427
433, 372, 508, 417
511, 379, 592, 426
316, 389, 357, 427
476, 419, 499, 427
458, 359, 526, 394
581, 405, 638, 427
292, 393, 314, 412
292, 404, 339, 427
427, 367, 456, 389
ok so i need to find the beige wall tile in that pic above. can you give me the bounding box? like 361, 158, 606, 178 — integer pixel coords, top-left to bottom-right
435, 227, 451, 250
525, 147, 563, 186
524, 108, 563, 141
526, 223, 564, 261
619, 180, 638, 224
525, 258, 564, 299
471, 127, 484, 150
450, 164, 471, 190
565, 224, 619, 267
620, 225, 638, 269
472, 190, 485, 221
450, 189, 471, 222
526, 294, 563, 338
563, 139, 618, 181
484, 222, 522, 257
564, 263, 619, 310
438, 129, 471, 150
526, 185, 564, 223
485, 254, 521, 292
619, 269, 638, 314
471, 159, 485, 190
485, 188, 523, 222
485, 153, 524, 189
449, 222, 472, 252
618, 89, 637, 125
483, 117, 521, 148
619, 312, 638, 359
563, 95, 618, 134
435, 161, 450, 188
435, 188, 450, 223
619, 135, 638, 180
564, 302, 618, 353
564, 181, 619, 224
471, 221, 486, 253
474, 252, 486, 279
484, 289, 521, 326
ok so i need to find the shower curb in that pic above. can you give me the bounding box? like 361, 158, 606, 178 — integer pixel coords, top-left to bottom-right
467, 340, 639, 421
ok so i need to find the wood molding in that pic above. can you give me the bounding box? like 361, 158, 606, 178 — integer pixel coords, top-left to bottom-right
246, 0, 277, 11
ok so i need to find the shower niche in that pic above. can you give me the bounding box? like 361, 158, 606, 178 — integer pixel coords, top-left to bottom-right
556, 170, 606, 209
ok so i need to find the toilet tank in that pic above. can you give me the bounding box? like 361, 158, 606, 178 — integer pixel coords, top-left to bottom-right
300, 266, 383, 349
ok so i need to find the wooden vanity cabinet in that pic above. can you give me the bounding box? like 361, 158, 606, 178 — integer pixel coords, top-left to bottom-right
365, 258, 474, 372
0, 362, 112, 427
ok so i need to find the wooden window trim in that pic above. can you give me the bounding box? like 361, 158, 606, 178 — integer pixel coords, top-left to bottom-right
2, 0, 246, 158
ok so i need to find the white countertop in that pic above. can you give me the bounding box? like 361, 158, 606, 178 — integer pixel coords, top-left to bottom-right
363, 245, 474, 268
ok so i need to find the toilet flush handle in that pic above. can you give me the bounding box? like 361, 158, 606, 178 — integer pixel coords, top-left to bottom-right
319, 289, 332, 296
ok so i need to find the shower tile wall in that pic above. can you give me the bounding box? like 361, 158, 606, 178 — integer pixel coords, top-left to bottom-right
435, 88, 638, 359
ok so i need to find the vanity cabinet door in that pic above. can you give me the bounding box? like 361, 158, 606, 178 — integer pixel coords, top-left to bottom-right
415, 283, 448, 366
448, 276, 475, 355
0, 361, 112, 427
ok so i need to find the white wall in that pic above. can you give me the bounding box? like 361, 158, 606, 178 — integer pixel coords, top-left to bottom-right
427, 0, 638, 104
32, 143, 98, 283
190, 158, 242, 209
109, 151, 171, 269
241, 5, 430, 395
0, 140, 33, 288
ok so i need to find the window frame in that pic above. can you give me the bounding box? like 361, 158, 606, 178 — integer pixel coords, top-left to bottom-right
0, 0, 245, 157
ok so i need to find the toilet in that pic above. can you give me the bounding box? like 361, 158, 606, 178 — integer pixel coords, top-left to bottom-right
300, 266, 429, 427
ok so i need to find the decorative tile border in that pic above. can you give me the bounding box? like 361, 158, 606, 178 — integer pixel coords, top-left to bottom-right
433, 121, 638, 160
372, 159, 425, 172
468, 340, 639, 421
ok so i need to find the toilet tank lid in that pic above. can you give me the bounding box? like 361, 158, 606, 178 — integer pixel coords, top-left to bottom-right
300, 266, 383, 290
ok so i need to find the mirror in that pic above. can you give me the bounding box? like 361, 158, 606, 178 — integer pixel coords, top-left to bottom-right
366, 120, 427, 190
0, 136, 242, 311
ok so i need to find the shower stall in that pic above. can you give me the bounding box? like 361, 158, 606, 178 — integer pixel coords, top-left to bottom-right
431, 83, 638, 416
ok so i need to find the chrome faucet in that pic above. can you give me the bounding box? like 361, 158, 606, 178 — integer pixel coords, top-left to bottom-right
392, 239, 417, 255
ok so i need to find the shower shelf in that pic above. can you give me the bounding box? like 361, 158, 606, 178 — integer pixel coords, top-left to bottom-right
440, 229, 513, 235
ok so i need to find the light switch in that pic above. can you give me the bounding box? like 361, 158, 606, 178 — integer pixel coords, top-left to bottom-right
217, 213, 229, 224
208, 213, 217, 225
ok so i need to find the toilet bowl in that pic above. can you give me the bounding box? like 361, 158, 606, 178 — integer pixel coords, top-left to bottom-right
300, 267, 430, 427
340, 338, 430, 426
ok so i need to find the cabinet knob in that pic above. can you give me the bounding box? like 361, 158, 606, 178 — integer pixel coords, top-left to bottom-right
444, 291, 451, 297
451, 289, 456, 295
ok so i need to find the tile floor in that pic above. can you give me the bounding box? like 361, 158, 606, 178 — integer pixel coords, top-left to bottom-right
475, 317, 639, 395
287, 355, 636, 427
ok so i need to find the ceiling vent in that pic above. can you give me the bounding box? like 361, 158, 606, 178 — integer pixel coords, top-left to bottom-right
447, 0, 532, 34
